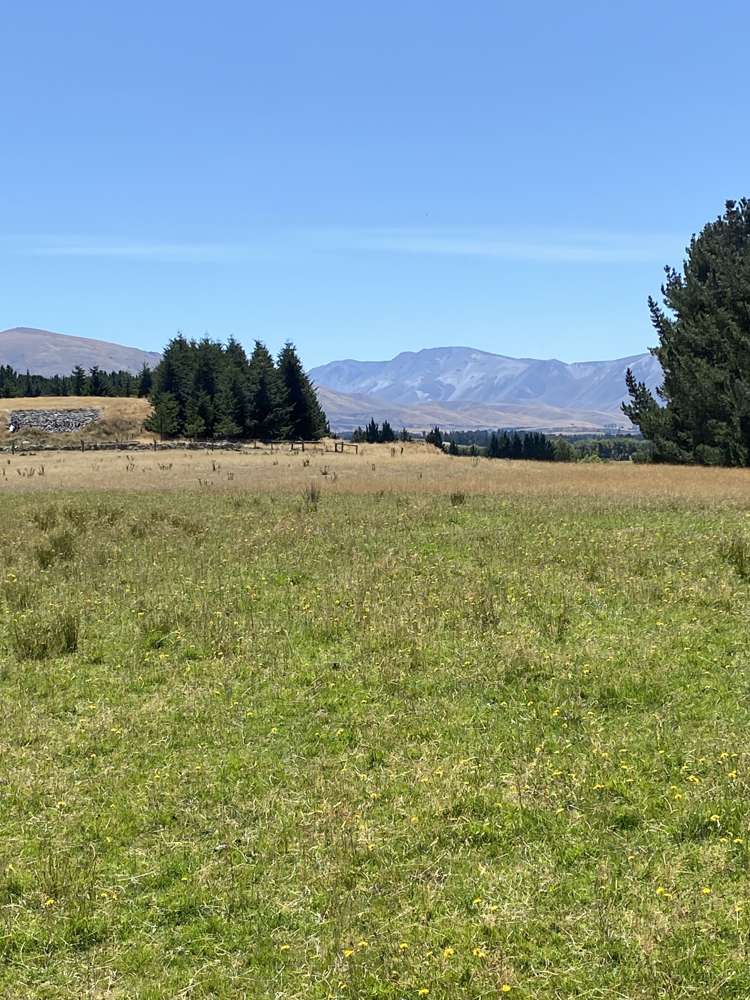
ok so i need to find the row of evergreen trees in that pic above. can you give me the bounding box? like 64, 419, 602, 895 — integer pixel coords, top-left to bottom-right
0, 363, 153, 399
443, 429, 557, 460
444, 429, 646, 462
351, 419, 411, 443
145, 336, 328, 440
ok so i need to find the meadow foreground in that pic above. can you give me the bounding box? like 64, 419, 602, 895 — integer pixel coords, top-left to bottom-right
2, 473, 750, 997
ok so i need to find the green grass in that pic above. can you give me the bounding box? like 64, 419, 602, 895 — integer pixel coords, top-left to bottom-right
2, 490, 750, 998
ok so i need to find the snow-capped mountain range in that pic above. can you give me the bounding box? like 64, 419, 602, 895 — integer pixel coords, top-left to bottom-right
309, 347, 661, 430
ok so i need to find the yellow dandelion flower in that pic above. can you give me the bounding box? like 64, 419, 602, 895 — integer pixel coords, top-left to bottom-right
343, 948, 355, 957
473, 896, 482, 905
418, 991, 430, 997
357, 939, 368, 949
442, 946, 455, 958
710, 814, 721, 824
472, 946, 487, 958
702, 886, 712, 895
399, 942, 409, 950
501, 986, 512, 994
278, 944, 290, 951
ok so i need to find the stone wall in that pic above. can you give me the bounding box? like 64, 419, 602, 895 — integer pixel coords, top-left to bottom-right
8, 409, 101, 433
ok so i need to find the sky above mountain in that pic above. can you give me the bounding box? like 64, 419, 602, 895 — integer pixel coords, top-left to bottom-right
2, 1, 749, 367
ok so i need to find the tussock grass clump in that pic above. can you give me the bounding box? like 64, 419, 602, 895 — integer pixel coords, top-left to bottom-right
721, 532, 750, 579
9, 607, 79, 660
33, 528, 75, 569
30, 506, 59, 531
302, 481, 321, 510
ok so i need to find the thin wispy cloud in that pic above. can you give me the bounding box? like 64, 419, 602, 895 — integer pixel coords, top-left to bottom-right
1, 227, 683, 265
10, 237, 248, 263
314, 227, 683, 264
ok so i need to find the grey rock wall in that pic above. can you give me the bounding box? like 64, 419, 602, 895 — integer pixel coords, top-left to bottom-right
8, 409, 101, 433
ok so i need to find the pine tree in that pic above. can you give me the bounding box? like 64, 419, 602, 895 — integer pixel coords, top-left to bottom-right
89, 366, 107, 396
277, 342, 328, 439
624, 198, 750, 465
425, 426, 443, 448
137, 364, 153, 398
379, 419, 396, 443
246, 341, 289, 439
184, 395, 209, 438
71, 366, 86, 395
365, 419, 380, 443
150, 334, 195, 434
399, 427, 411, 442
144, 392, 180, 439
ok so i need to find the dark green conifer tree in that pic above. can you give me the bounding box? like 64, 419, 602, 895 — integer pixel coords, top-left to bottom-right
277, 342, 328, 439
88, 366, 107, 395
246, 341, 289, 439
624, 198, 750, 465
379, 419, 396, 443
365, 418, 380, 443
71, 366, 86, 395
137, 364, 153, 398
144, 392, 180, 439
425, 426, 443, 448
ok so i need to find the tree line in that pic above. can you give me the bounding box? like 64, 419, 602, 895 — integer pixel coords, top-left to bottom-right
145, 335, 328, 440
444, 429, 645, 461
0, 364, 153, 398
350, 419, 411, 443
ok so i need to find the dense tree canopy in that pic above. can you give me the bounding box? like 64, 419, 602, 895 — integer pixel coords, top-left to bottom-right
624, 198, 750, 465
144, 336, 328, 440
0, 364, 151, 399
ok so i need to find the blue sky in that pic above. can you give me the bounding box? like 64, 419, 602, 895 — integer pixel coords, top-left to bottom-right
2, 1, 749, 368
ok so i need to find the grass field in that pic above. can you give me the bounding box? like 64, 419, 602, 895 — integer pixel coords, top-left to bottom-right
4, 442, 750, 501
3, 465, 750, 997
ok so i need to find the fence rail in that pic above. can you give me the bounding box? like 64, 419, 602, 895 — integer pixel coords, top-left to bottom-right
1, 437, 358, 455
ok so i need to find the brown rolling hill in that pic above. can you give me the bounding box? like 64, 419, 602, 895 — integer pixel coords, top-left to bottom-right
0, 327, 161, 376
316, 386, 628, 434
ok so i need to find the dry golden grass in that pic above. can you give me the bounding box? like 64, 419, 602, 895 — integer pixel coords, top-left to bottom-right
3, 439, 750, 500
0, 396, 151, 441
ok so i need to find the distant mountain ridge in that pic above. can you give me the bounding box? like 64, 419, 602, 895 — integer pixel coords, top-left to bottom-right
310, 346, 662, 415
0, 327, 161, 376
0, 328, 661, 433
